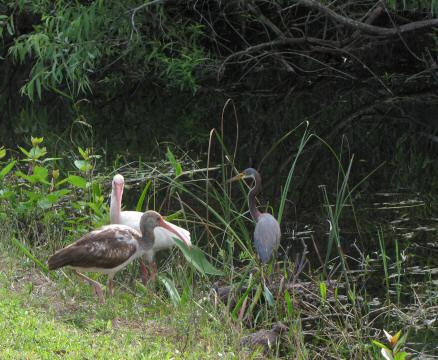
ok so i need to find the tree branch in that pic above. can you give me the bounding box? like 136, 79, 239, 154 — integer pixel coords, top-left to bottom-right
294, 0, 438, 36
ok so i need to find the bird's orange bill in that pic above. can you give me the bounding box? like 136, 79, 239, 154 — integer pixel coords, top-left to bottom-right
227, 173, 245, 183
160, 219, 192, 247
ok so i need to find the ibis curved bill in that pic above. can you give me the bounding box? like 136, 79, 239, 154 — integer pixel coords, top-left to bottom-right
48, 211, 185, 303
110, 174, 191, 283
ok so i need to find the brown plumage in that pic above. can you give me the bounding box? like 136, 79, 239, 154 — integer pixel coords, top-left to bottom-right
48, 227, 138, 270
47, 210, 185, 303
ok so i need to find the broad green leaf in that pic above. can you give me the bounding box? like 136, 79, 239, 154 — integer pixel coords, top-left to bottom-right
135, 179, 152, 212
33, 165, 49, 180
263, 283, 275, 306
47, 189, 70, 201
37, 198, 53, 209
0, 160, 16, 181
66, 175, 87, 189
29, 146, 47, 160
159, 275, 181, 307
0, 146, 6, 159
74, 160, 92, 172
173, 238, 224, 276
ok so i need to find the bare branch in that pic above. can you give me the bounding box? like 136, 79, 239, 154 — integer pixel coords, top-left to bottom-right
294, 0, 438, 36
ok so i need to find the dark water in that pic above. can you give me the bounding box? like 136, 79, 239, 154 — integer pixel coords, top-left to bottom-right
282, 190, 438, 356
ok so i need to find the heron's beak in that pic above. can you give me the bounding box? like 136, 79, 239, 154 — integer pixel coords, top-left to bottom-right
227, 172, 245, 183
160, 218, 192, 247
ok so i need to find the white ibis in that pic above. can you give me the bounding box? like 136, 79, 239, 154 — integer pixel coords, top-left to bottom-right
110, 174, 192, 283
47, 210, 188, 303
229, 168, 281, 263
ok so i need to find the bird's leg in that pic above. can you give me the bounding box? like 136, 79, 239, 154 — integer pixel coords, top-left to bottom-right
108, 274, 115, 296
150, 261, 158, 283
140, 259, 149, 286
75, 271, 105, 304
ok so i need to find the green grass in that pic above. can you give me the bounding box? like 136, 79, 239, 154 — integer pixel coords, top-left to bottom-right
2, 133, 436, 358
0, 254, 247, 359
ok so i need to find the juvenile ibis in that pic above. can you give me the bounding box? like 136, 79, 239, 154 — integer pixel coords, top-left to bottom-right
229, 168, 281, 263
47, 210, 189, 303
110, 174, 191, 283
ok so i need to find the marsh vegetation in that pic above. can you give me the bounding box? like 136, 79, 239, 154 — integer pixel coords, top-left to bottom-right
1, 1, 438, 358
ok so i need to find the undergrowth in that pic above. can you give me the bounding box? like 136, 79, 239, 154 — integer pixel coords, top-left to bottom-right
0, 128, 435, 358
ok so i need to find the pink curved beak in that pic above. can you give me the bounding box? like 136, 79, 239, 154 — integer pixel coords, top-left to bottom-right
160, 218, 192, 247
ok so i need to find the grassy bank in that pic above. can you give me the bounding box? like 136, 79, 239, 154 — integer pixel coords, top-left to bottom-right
0, 253, 248, 359
1, 134, 437, 358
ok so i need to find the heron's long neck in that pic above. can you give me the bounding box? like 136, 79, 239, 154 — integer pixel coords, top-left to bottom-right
248, 173, 262, 221
110, 187, 121, 224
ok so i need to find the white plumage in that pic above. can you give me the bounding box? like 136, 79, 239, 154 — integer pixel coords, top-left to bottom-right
110, 174, 191, 282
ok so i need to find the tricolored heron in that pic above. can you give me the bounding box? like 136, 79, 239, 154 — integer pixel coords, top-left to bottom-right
110, 174, 191, 283
48, 210, 188, 303
229, 168, 281, 263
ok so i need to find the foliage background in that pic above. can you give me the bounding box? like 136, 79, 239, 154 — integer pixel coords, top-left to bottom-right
1, 0, 438, 204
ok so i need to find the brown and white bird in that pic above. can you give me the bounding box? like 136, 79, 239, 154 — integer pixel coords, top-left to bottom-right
47, 210, 189, 303
110, 174, 191, 283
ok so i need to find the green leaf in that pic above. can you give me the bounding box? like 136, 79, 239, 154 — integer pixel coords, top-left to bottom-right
263, 283, 275, 306
66, 175, 87, 189
320, 281, 328, 302
0, 160, 16, 181
158, 275, 181, 307
18, 146, 31, 158
0, 146, 6, 159
394, 332, 409, 353
78, 147, 89, 160
372, 340, 390, 350
29, 146, 47, 160
31, 136, 44, 147
165, 210, 184, 222
11, 238, 48, 274
173, 238, 224, 276
166, 147, 183, 176
33, 165, 49, 180
37, 198, 53, 209
135, 180, 152, 212
74, 160, 92, 172
394, 352, 408, 360
32, 166, 50, 185
284, 289, 294, 316
231, 285, 252, 320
